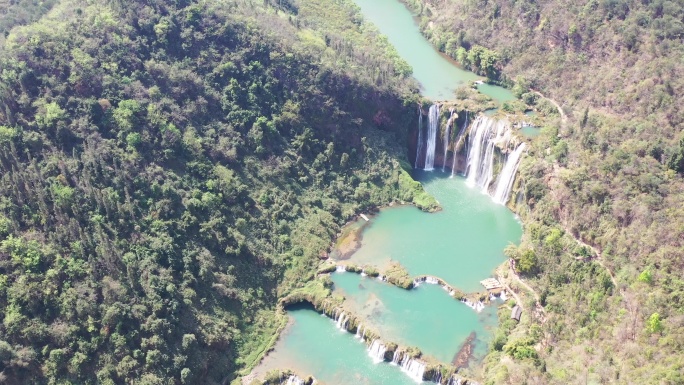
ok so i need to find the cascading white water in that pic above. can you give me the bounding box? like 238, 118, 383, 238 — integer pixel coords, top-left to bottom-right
461, 299, 485, 312
391, 350, 402, 365
400, 355, 426, 383
425, 276, 439, 285
465, 116, 494, 191
356, 324, 363, 339
465, 116, 510, 193
492, 143, 526, 205
285, 375, 304, 385
442, 108, 455, 172
336, 312, 347, 330
368, 339, 387, 363
335, 265, 346, 272
415, 106, 424, 169
424, 104, 439, 170
451, 110, 468, 177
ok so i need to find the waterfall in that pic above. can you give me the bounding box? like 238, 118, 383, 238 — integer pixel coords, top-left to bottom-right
368, 339, 387, 363
492, 143, 526, 205
500, 290, 508, 301
451, 110, 468, 177
391, 350, 402, 365
356, 324, 363, 339
465, 115, 495, 191
442, 109, 455, 172
424, 104, 439, 170
465, 116, 510, 193
415, 106, 424, 169
432, 369, 443, 384
335, 265, 346, 273
336, 311, 348, 330
285, 375, 304, 385
400, 355, 426, 383
461, 299, 484, 312
425, 276, 439, 285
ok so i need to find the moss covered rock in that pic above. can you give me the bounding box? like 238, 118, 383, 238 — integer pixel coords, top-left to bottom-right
385, 262, 415, 289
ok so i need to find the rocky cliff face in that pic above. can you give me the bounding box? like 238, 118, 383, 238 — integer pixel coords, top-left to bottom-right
409, 105, 470, 174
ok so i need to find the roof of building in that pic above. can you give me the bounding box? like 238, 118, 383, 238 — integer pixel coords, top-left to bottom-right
511, 305, 522, 321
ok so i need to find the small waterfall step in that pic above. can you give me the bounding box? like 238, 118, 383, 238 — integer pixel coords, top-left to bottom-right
400, 355, 426, 383
335, 311, 348, 330
284, 375, 305, 385
368, 339, 387, 363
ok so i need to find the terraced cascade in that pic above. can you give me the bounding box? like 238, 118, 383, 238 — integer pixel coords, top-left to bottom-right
340, 171, 521, 293
330, 273, 499, 364
251, 305, 419, 385
251, 171, 521, 384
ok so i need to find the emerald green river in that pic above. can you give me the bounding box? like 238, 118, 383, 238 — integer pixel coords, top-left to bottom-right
250, 0, 523, 383
350, 0, 513, 103
350, 0, 475, 100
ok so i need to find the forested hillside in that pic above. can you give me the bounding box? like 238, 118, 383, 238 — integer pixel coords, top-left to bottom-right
404, 0, 684, 383
0, 0, 58, 47
0, 0, 433, 383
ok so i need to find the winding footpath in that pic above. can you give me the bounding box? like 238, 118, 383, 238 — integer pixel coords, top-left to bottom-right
532, 90, 567, 131
499, 264, 546, 323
